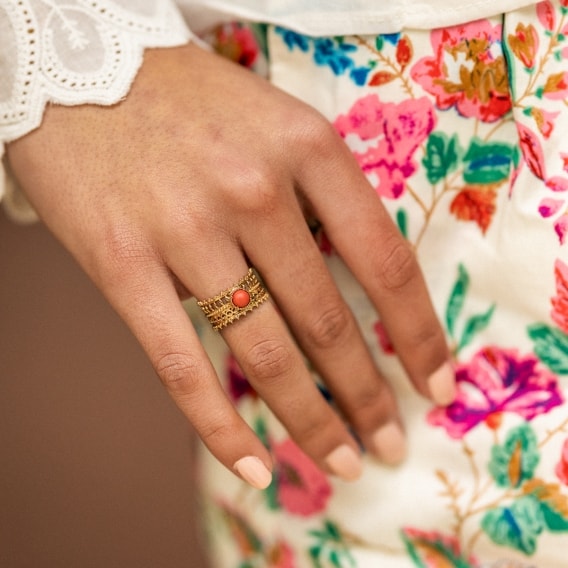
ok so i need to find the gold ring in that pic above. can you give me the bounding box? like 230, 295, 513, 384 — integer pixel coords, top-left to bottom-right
197, 268, 269, 330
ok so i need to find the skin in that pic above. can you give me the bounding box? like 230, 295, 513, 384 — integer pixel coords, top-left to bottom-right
6, 42, 452, 486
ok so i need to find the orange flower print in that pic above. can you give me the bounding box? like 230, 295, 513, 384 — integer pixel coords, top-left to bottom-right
507, 22, 539, 69
542, 72, 568, 100
556, 438, 568, 485
551, 259, 568, 334
450, 187, 497, 233
411, 19, 511, 122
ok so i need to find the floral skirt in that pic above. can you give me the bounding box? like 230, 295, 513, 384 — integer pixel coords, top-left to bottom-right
197, 3, 568, 567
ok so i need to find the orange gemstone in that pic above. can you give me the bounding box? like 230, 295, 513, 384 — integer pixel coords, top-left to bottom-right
231, 289, 251, 308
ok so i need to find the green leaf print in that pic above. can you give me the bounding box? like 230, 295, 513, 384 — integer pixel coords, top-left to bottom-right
528, 323, 568, 374
308, 520, 356, 568
422, 132, 461, 185
462, 138, 515, 185
541, 502, 568, 531
481, 495, 545, 555
401, 530, 477, 568
253, 417, 280, 510
488, 423, 540, 488
458, 304, 496, 353
396, 208, 408, 238
446, 263, 470, 339
523, 479, 568, 532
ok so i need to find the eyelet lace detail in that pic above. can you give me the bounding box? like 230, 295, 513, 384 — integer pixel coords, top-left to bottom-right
0, 0, 192, 219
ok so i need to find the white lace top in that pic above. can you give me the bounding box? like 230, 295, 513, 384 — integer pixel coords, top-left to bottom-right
0, 0, 538, 220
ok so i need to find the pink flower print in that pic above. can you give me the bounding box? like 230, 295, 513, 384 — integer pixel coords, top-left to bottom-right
334, 95, 435, 199
226, 354, 257, 403
538, 197, 564, 217
546, 176, 568, 192
537, 0, 556, 31
555, 213, 568, 244
410, 20, 511, 122
267, 540, 295, 568
272, 438, 332, 516
516, 122, 546, 180
556, 438, 568, 485
552, 259, 568, 334
428, 346, 563, 439
530, 107, 559, 139
543, 72, 568, 100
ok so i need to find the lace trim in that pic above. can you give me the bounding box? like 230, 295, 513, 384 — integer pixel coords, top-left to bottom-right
1, 0, 192, 142
0, 0, 193, 220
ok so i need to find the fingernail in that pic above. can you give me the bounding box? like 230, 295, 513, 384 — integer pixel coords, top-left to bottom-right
233, 456, 272, 489
325, 444, 363, 481
428, 361, 456, 406
371, 422, 407, 466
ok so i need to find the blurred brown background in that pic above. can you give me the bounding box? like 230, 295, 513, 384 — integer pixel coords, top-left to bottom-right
0, 211, 209, 568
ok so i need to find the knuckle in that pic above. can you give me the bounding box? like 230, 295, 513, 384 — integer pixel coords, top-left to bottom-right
377, 239, 418, 291
290, 112, 340, 159
200, 417, 237, 446
229, 164, 281, 215
155, 352, 205, 395
305, 304, 353, 350
244, 338, 293, 384
409, 320, 446, 353
97, 223, 155, 274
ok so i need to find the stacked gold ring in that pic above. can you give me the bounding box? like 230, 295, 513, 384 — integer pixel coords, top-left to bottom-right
197, 268, 269, 330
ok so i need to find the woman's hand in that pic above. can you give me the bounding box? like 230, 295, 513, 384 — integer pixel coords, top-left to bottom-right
7, 43, 455, 488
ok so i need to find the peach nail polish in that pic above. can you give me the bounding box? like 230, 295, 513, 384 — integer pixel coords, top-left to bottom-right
428, 361, 457, 406
371, 422, 407, 466
325, 444, 363, 481
233, 456, 272, 489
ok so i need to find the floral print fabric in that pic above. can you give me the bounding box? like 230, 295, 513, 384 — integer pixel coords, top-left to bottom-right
199, 6, 568, 567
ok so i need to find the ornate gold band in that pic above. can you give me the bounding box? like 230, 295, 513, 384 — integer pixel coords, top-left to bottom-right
197, 268, 269, 330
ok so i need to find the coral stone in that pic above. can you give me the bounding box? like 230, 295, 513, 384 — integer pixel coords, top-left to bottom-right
231, 289, 251, 308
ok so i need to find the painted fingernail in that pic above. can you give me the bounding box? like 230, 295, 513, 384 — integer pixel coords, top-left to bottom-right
233, 456, 272, 489
325, 444, 363, 481
428, 361, 456, 406
371, 422, 407, 466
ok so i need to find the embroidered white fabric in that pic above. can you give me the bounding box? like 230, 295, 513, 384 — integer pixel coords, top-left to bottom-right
0, 0, 193, 220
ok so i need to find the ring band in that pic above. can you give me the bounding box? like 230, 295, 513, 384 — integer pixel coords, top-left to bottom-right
197, 268, 269, 330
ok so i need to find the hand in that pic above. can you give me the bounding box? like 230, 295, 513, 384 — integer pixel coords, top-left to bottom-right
6, 42, 455, 488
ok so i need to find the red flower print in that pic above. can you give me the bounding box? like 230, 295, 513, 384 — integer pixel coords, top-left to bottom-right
551, 259, 568, 334
213, 23, 259, 68
410, 20, 511, 122
334, 95, 435, 199
449, 187, 497, 233
428, 346, 563, 439
374, 321, 395, 354
267, 540, 295, 568
226, 354, 257, 402
516, 122, 546, 180
272, 438, 332, 516
556, 438, 568, 485
396, 35, 413, 70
